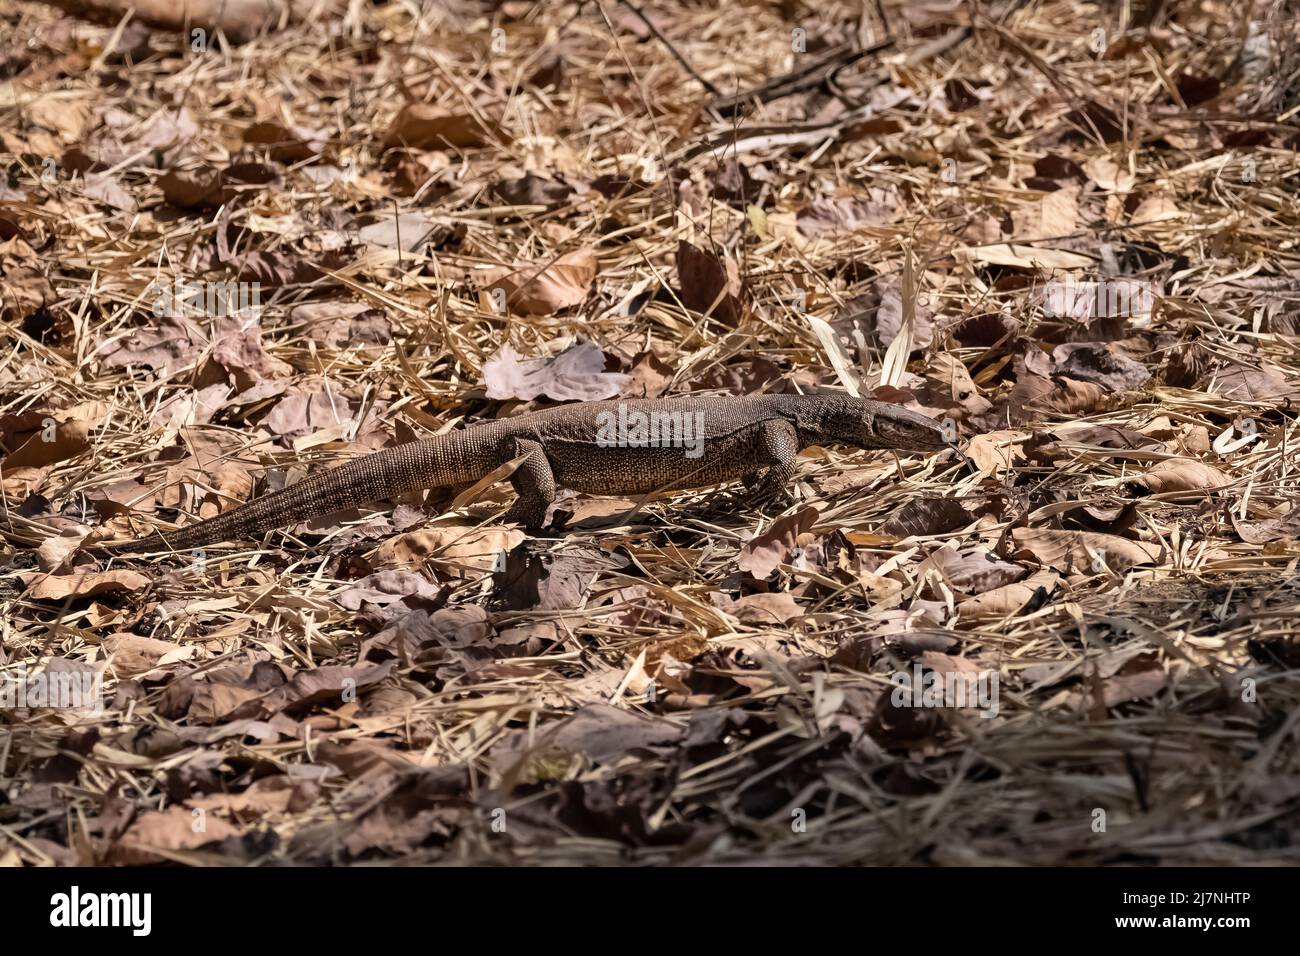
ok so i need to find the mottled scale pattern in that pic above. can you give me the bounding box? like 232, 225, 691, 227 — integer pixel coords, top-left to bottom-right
96, 394, 948, 554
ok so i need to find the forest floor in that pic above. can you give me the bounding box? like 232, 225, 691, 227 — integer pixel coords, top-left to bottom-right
1, 0, 1299, 865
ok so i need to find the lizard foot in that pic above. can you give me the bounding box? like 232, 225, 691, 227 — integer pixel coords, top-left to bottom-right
502, 500, 550, 530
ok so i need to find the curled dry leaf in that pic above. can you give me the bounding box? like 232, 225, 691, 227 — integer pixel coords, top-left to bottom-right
3, 418, 91, 468
113, 806, 238, 865
676, 240, 742, 325
243, 120, 326, 162
291, 301, 392, 349
157, 162, 282, 210
1232, 508, 1300, 545
533, 703, 684, 763
382, 104, 503, 150
1203, 363, 1293, 402
882, 497, 972, 538
623, 349, 675, 398
97, 315, 208, 377
956, 569, 1059, 627
104, 633, 193, 677
713, 591, 805, 625
795, 189, 899, 237
25, 568, 150, 601
495, 545, 622, 611
483, 248, 598, 316
1063, 652, 1167, 711
964, 430, 1029, 480
374, 526, 526, 575
738, 507, 819, 579
1052, 342, 1150, 392
36, 533, 85, 571
339, 570, 442, 610
918, 353, 991, 417
916, 545, 1026, 595
482, 341, 628, 402
1133, 458, 1233, 494
1010, 528, 1163, 574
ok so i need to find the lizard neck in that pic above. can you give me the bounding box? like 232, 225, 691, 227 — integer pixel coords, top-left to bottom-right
766, 394, 868, 448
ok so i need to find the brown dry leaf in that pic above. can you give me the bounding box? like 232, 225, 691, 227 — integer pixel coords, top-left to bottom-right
79, 172, 137, 211
676, 240, 742, 325
965, 430, 1029, 480
114, 806, 239, 864
1011, 185, 1079, 240
27, 93, 92, 141
262, 660, 395, 715
796, 189, 899, 237
382, 104, 502, 149
0, 244, 54, 322
374, 526, 526, 575
549, 496, 640, 528
623, 349, 675, 398
150, 384, 232, 435
957, 570, 1059, 626
36, 533, 84, 571
243, 120, 326, 162
713, 591, 805, 625
1084, 155, 1135, 192
1203, 363, 1292, 401
738, 507, 819, 578
874, 278, 936, 350
3, 418, 91, 468
1134, 458, 1233, 494
1034, 377, 1110, 416
97, 315, 208, 377
339, 570, 442, 610
212, 324, 294, 387
1232, 508, 1300, 545
483, 248, 598, 316
1052, 342, 1150, 392
292, 302, 392, 349
1064, 652, 1168, 711
25, 568, 150, 601
359, 607, 496, 663
919, 353, 990, 417
263, 389, 368, 441
157, 161, 282, 210
496, 546, 621, 611
1010, 528, 1163, 574
482, 341, 628, 402
533, 704, 684, 763
916, 545, 1026, 595
882, 497, 972, 538
104, 633, 192, 677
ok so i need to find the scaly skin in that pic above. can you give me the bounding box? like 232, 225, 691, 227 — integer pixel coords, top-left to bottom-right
91, 394, 951, 555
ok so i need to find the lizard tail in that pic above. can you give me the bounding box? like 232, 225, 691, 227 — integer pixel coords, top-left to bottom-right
92, 431, 493, 556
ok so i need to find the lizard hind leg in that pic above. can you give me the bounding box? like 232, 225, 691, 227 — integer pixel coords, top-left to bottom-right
501, 438, 558, 529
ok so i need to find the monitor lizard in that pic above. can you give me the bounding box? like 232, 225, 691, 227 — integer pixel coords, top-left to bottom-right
89, 393, 952, 555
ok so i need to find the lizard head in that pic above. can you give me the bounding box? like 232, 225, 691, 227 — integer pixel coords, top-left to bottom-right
861, 402, 953, 452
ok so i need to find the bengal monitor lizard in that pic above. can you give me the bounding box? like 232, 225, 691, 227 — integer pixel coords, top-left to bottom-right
91, 393, 952, 555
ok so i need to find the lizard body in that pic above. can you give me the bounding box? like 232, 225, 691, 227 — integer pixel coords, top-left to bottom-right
92, 393, 950, 555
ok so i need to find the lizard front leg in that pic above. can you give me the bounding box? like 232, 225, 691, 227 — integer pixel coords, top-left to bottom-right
501, 438, 557, 528
745, 419, 800, 503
